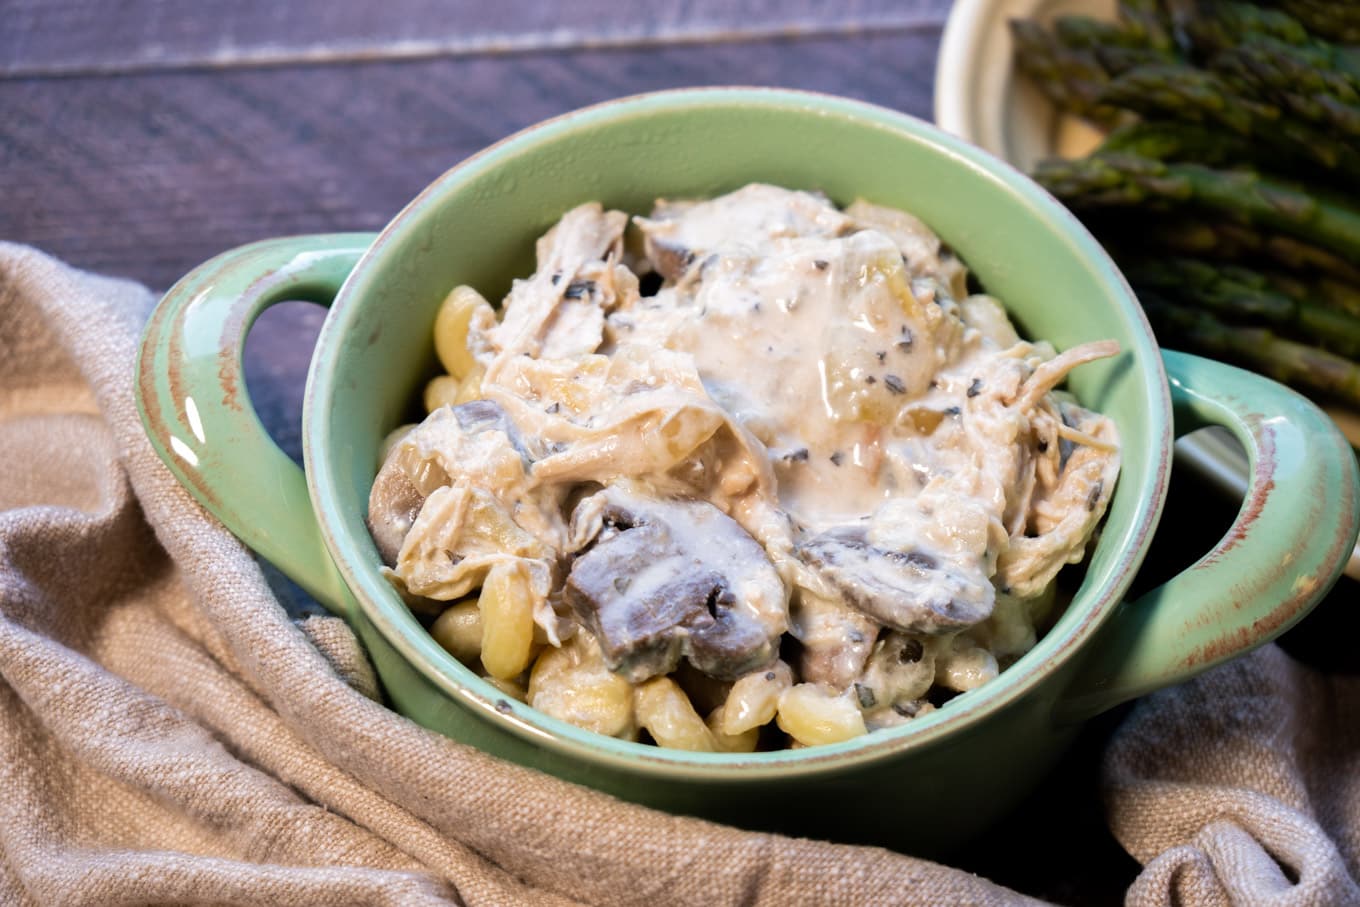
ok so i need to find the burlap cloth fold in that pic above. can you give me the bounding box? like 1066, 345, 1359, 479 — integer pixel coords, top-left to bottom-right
0, 242, 1355, 906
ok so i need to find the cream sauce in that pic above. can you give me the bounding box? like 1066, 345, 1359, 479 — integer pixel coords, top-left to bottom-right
371, 183, 1121, 721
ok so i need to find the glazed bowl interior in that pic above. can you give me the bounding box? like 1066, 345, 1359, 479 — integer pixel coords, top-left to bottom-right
307, 88, 1168, 770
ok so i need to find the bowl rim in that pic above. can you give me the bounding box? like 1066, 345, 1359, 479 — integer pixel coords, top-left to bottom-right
305, 85, 1171, 779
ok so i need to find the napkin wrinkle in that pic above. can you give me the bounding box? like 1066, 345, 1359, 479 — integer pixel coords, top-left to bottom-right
297, 614, 382, 701
0, 242, 1356, 906
1105, 645, 1360, 906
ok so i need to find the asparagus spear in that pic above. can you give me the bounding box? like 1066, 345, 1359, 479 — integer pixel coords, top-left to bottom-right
1099, 121, 1267, 167
1010, 19, 1122, 123
1123, 257, 1360, 356
1262, 270, 1360, 321
1176, 0, 1312, 54
1216, 35, 1360, 98
1206, 36, 1360, 140
1052, 14, 1178, 72
1116, 0, 1184, 58
1098, 64, 1360, 179
1261, 86, 1360, 140
1055, 14, 1163, 50
1035, 153, 1360, 260
1077, 210, 1360, 286
1085, 212, 1360, 298
1139, 291, 1360, 406
1273, 0, 1360, 45
1242, 230, 1355, 285
1167, 220, 1360, 285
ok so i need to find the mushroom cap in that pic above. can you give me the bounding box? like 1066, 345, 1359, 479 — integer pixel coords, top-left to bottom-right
564, 486, 787, 683
797, 526, 994, 635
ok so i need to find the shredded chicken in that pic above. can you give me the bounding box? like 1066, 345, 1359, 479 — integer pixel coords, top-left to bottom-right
368, 184, 1122, 743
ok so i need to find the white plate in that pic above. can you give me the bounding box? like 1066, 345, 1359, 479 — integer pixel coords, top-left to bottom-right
932, 0, 1360, 578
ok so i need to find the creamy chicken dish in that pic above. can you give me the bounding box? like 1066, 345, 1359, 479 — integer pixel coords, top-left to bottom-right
368, 184, 1121, 750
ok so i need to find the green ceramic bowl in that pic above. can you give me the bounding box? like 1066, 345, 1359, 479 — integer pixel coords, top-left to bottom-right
136, 88, 1359, 855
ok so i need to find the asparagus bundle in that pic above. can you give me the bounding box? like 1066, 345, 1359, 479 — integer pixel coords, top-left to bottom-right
1013, 0, 1360, 412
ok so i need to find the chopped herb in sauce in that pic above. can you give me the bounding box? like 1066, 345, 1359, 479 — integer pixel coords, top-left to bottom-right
1086, 480, 1104, 511
563, 280, 595, 299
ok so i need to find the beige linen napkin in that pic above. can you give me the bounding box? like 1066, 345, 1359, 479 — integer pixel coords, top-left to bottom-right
0, 241, 1355, 906
1108, 644, 1359, 906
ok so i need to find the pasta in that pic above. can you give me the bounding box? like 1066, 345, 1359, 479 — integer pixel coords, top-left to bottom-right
528, 633, 636, 738
433, 285, 490, 379
704, 704, 761, 753
634, 677, 719, 752
775, 684, 867, 747
370, 184, 1122, 751
423, 374, 462, 413
477, 561, 536, 681
716, 662, 792, 737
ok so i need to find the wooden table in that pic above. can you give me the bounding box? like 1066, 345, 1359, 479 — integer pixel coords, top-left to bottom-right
5, 4, 1350, 903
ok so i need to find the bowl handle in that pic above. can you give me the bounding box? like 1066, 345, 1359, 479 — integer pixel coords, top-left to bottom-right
135, 234, 378, 616
1056, 349, 1360, 722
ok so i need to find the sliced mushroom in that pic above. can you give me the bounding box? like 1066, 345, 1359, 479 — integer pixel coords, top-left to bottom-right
797, 526, 994, 635
564, 486, 786, 683
366, 399, 534, 566
449, 398, 535, 464
367, 466, 425, 566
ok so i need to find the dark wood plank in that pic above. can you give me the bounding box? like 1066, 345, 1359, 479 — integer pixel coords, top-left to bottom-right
3, 0, 949, 76
0, 29, 944, 289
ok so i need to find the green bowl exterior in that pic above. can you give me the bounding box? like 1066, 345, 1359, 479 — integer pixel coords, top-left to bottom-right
356, 597, 1079, 853
305, 88, 1170, 846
